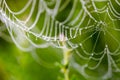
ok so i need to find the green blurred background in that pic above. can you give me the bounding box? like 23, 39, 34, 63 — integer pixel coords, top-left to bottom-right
1, 0, 120, 80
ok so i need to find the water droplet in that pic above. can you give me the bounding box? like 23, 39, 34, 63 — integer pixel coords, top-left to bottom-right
80, 43, 82, 46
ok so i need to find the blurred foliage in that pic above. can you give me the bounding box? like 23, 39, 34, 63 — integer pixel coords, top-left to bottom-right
0, 37, 62, 80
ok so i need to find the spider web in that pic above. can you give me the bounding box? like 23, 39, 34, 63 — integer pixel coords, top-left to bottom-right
0, 0, 120, 79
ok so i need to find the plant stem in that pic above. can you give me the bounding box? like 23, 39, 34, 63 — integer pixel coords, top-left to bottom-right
59, 33, 72, 80
61, 45, 71, 80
